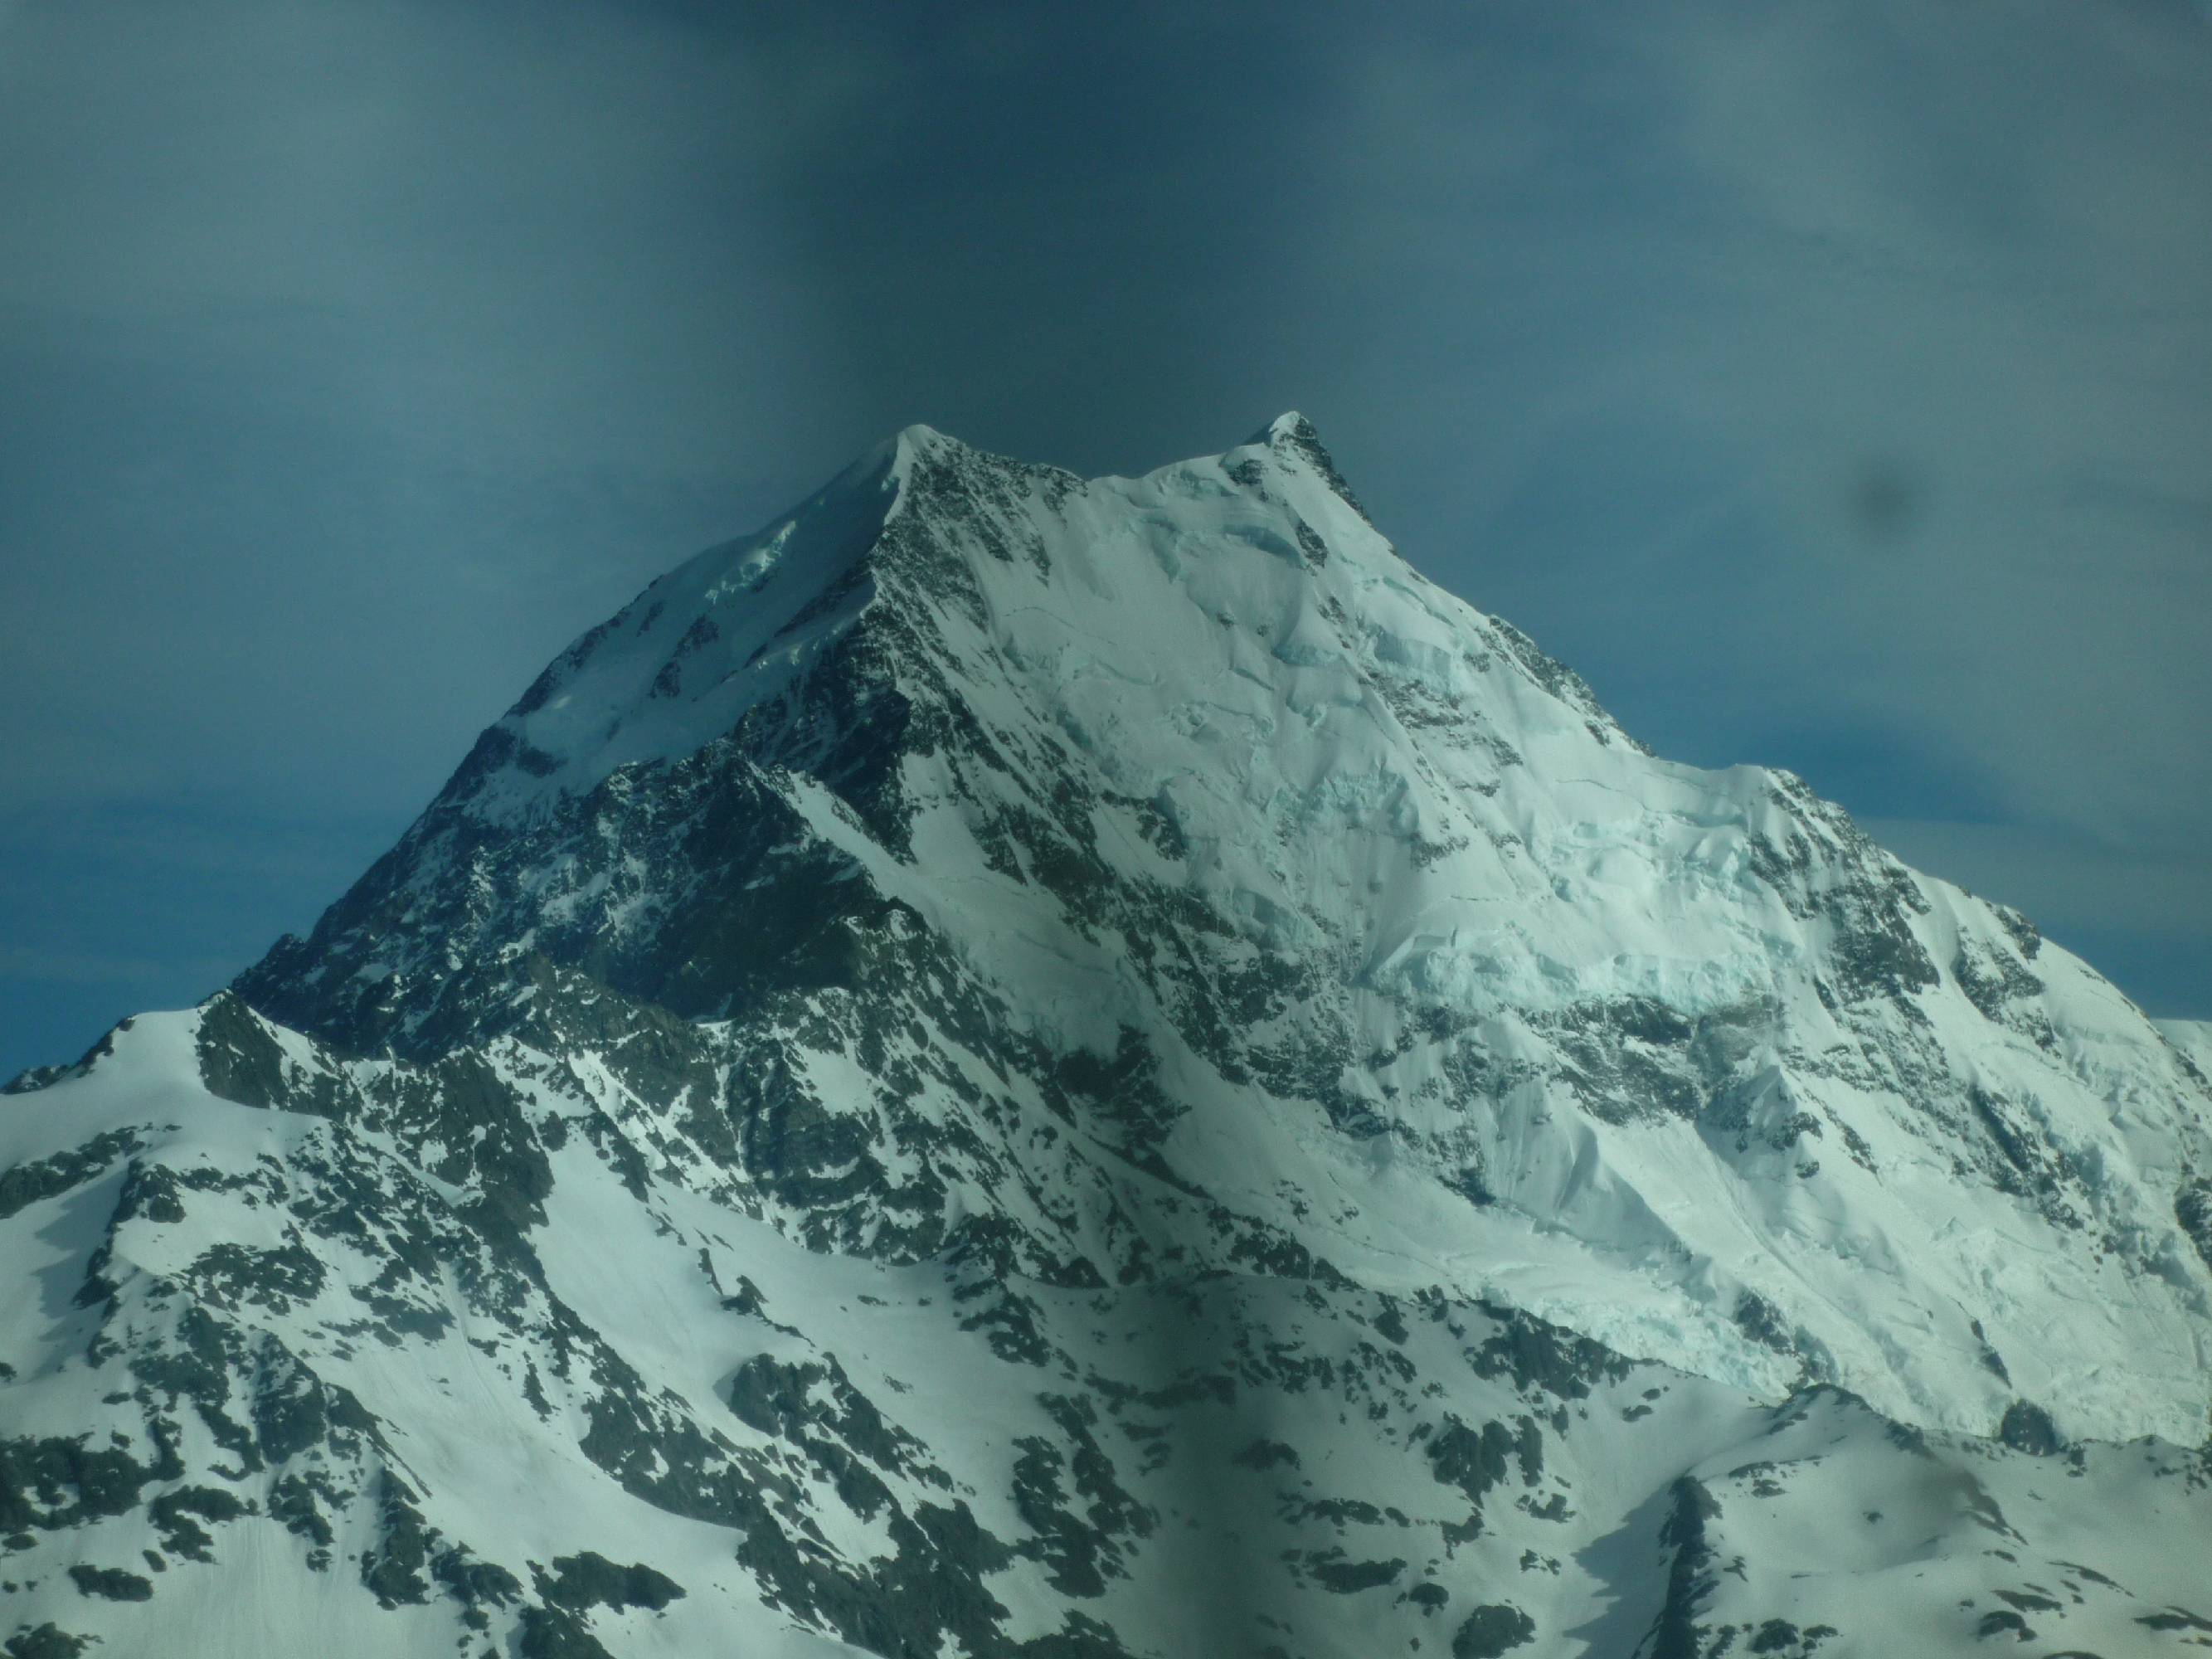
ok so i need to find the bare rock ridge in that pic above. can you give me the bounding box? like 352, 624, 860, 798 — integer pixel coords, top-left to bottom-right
5, 416, 2210, 1658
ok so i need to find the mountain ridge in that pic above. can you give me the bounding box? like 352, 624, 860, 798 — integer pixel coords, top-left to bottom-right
227, 411, 2212, 1444
5, 415, 2210, 1658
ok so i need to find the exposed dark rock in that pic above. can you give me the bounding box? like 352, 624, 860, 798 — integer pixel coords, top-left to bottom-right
1997, 1402, 2064, 1457
1452, 1602, 1536, 1657
65, 1565, 152, 1601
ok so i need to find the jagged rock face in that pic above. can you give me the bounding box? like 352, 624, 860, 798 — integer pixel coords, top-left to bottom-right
238, 413, 2212, 1441
5, 417, 2212, 1658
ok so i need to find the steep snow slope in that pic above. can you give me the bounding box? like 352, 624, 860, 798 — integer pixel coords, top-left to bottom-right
6, 416, 2210, 1659
2161, 1018, 2212, 1081
241, 414, 2212, 1444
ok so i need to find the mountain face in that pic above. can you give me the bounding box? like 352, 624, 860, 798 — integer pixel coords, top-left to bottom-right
5, 416, 2210, 1659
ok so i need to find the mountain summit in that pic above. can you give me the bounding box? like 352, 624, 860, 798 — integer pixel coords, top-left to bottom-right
6, 418, 2210, 1657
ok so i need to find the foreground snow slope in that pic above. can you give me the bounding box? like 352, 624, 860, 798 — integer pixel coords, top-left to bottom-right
6, 416, 2210, 1657
6, 1003, 2210, 1658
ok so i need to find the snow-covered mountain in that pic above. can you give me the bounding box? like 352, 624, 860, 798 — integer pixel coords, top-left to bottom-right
5, 416, 2209, 1658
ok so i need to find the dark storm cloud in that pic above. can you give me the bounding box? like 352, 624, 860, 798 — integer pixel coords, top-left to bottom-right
2, 0, 2210, 1078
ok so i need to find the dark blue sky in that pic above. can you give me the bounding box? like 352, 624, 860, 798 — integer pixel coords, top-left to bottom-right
3, 0, 2209, 1079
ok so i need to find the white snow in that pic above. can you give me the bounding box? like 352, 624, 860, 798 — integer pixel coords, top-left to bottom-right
6, 414, 2209, 1657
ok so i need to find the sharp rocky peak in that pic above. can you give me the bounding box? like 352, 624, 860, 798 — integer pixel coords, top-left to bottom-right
224, 411, 2212, 1453
9, 409, 2212, 1659
231, 413, 1543, 1053
343, 411, 1398, 838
